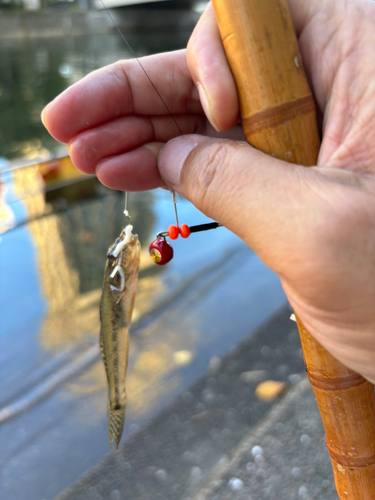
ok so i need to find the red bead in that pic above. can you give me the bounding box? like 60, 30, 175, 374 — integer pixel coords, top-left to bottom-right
149, 238, 174, 265
179, 224, 191, 238
168, 225, 179, 240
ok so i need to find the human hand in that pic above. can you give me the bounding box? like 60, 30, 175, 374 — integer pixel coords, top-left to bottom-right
42, 0, 375, 383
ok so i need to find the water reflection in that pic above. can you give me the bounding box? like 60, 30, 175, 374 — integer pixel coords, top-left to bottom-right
0, 31, 190, 160
33, 188, 157, 350
0, 156, 288, 500
0, 156, 202, 411
0, 163, 45, 233
0, 40, 66, 160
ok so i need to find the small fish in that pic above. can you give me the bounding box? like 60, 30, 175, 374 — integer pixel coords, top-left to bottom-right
99, 224, 141, 448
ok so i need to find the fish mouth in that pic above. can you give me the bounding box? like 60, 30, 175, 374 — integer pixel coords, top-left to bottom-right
119, 228, 138, 246
129, 233, 139, 244
126, 234, 140, 253
107, 230, 139, 259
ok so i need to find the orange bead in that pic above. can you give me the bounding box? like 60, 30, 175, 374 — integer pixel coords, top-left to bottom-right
168, 225, 179, 240
179, 224, 191, 238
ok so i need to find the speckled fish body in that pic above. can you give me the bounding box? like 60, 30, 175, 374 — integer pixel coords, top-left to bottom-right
99, 225, 141, 448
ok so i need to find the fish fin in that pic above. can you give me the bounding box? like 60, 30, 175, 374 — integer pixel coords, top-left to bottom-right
108, 406, 126, 449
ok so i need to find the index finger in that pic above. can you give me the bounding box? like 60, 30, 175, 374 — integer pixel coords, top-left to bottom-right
41, 49, 201, 144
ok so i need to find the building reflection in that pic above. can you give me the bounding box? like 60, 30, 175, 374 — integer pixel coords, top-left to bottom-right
1, 156, 197, 422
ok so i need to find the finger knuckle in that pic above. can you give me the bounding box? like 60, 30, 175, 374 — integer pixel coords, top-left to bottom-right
111, 61, 134, 114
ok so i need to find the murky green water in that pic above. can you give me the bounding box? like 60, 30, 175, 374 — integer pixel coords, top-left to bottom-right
0, 31, 190, 160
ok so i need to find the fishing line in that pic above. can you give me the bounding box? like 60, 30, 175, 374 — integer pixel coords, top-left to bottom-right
98, 0, 183, 136
124, 191, 130, 218
98, 0, 222, 264
99, 0, 183, 226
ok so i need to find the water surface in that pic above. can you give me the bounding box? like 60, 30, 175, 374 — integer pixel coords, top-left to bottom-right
0, 30, 190, 160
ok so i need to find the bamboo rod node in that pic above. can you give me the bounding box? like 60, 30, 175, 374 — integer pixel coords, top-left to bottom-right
307, 372, 368, 391
242, 95, 315, 134
327, 445, 375, 469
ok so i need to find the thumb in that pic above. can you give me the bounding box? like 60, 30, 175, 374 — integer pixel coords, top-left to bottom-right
157, 134, 328, 276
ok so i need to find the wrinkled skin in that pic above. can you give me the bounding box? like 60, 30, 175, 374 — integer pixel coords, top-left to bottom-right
42, 0, 375, 383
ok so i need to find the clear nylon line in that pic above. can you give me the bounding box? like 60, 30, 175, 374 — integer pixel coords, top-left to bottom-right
99, 0, 181, 226
170, 189, 179, 227
124, 191, 130, 218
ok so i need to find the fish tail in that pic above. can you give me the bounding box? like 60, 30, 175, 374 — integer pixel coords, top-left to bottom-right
108, 406, 126, 448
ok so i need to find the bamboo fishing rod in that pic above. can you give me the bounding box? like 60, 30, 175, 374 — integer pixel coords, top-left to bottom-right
211, 0, 375, 498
